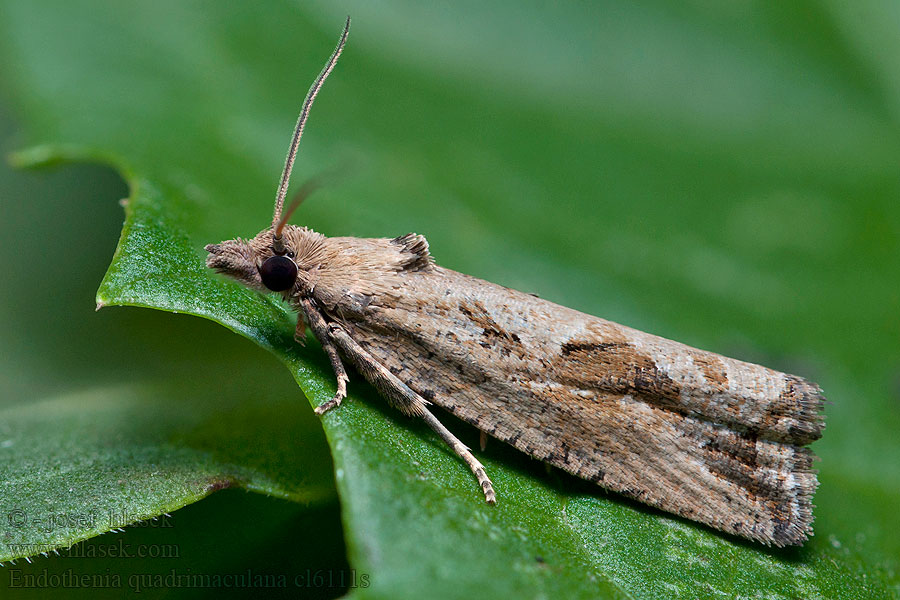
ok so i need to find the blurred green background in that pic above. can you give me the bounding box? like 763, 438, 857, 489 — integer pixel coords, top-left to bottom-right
0, 1, 898, 598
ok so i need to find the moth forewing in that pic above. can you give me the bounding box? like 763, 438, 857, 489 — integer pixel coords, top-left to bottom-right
205, 17, 824, 547
318, 258, 823, 547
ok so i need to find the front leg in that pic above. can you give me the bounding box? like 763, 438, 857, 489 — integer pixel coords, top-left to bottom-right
325, 320, 496, 504
300, 297, 349, 415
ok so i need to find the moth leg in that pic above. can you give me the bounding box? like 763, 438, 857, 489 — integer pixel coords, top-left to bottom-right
299, 300, 348, 415
293, 314, 306, 345
418, 405, 497, 505
326, 321, 497, 504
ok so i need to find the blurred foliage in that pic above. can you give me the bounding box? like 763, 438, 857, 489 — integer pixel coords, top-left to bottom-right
0, 1, 898, 598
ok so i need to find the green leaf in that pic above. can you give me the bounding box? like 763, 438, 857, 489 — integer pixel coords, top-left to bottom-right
2, 1, 898, 598
0, 380, 335, 560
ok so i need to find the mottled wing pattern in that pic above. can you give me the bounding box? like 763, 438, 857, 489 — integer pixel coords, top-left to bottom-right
333, 265, 823, 547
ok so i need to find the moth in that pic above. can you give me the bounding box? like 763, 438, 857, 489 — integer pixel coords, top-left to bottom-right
206, 18, 825, 547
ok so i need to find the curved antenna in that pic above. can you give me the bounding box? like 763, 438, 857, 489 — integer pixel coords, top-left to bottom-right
273, 174, 327, 243
272, 16, 350, 232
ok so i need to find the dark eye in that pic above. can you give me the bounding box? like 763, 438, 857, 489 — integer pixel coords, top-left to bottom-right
259, 255, 298, 291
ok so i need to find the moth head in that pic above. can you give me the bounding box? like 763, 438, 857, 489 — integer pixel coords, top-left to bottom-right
257, 249, 298, 292
204, 16, 349, 296
205, 227, 298, 293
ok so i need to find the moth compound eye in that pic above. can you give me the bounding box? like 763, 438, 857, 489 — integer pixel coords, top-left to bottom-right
259, 255, 298, 291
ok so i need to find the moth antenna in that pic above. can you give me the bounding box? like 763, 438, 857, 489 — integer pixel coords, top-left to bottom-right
273, 175, 326, 242
272, 15, 350, 239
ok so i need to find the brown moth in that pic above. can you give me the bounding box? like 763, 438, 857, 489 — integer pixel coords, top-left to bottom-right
206, 17, 824, 547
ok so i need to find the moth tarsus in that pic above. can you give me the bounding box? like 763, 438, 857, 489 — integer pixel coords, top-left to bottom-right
206, 17, 825, 547
310, 300, 498, 501
302, 297, 347, 415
